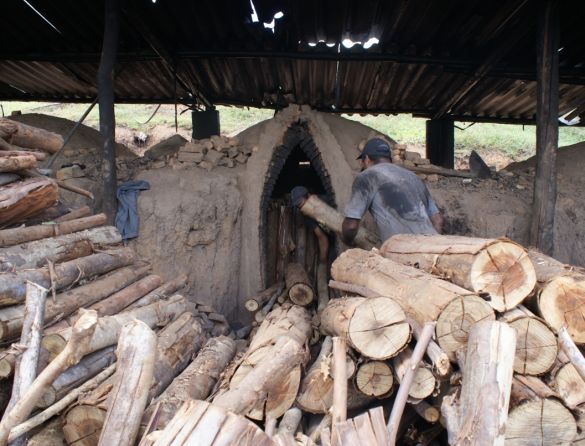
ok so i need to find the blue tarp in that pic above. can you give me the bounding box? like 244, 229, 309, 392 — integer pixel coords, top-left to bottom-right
115, 180, 150, 240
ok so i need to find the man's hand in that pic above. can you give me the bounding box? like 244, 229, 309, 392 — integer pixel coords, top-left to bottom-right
431, 213, 444, 234
342, 218, 361, 246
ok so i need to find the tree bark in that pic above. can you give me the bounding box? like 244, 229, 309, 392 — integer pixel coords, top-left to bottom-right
297, 336, 334, 414
285, 262, 314, 306
125, 274, 188, 310
331, 337, 348, 430
277, 407, 303, 436
392, 348, 436, 400
143, 336, 236, 431
381, 234, 536, 312
5, 282, 47, 426
299, 195, 380, 249
529, 249, 585, 344
88, 274, 161, 317
0, 225, 121, 271
54, 206, 92, 223
331, 249, 495, 361
317, 262, 329, 311
441, 321, 516, 446
0, 118, 63, 154
138, 399, 274, 446
355, 361, 393, 398
0, 154, 36, 173
0, 262, 149, 341
0, 311, 99, 445
38, 346, 116, 408
245, 283, 282, 312
0, 177, 58, 227
320, 296, 410, 360
0, 247, 135, 307
0, 213, 106, 247
97, 321, 156, 446
499, 305, 557, 375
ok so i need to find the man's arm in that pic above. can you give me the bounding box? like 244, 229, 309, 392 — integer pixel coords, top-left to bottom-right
342, 217, 361, 246
314, 226, 329, 263
431, 212, 443, 234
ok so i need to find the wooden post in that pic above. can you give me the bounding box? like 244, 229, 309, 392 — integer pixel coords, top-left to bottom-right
425, 118, 454, 169
98, 0, 120, 223
530, 0, 559, 255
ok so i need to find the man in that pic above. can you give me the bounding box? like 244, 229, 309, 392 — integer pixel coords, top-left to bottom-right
342, 138, 443, 245
290, 186, 330, 263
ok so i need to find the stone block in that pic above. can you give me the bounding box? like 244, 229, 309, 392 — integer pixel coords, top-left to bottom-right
404, 151, 422, 162
178, 152, 204, 164
181, 141, 205, 153
204, 149, 224, 166
56, 165, 85, 181
144, 134, 188, 160
235, 153, 248, 164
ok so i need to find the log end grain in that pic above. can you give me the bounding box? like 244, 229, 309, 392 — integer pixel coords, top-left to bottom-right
508, 316, 557, 375
355, 361, 393, 398
62, 405, 106, 446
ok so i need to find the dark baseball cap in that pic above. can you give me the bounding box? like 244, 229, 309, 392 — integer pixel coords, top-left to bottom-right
290, 186, 309, 207
357, 138, 391, 160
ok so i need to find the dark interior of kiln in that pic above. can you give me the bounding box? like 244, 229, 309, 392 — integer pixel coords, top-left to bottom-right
261, 123, 336, 289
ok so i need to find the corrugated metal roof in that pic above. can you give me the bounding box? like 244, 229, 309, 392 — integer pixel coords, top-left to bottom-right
1, 0, 584, 123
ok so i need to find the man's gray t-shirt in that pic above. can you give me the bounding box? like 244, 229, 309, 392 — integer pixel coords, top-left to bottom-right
344, 163, 439, 241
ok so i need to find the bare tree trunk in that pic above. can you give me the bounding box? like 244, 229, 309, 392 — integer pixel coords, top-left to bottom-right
97, 321, 157, 446
0, 226, 121, 271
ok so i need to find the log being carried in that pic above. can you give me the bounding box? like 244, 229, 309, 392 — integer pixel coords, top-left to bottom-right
331, 249, 494, 361
380, 234, 536, 312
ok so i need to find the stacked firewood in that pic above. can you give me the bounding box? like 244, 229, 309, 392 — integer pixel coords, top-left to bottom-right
0, 204, 233, 445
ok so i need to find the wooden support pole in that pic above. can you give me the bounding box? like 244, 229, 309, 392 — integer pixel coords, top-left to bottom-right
98, 0, 120, 223
530, 0, 559, 255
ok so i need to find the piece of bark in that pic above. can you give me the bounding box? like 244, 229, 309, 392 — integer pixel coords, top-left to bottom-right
285, 263, 314, 306
0, 225, 121, 271
97, 321, 157, 446
0, 118, 63, 153
0, 311, 99, 445
245, 283, 282, 312
125, 274, 188, 310
499, 305, 557, 375
387, 322, 435, 445
0, 212, 104, 248
381, 234, 536, 311
331, 249, 495, 361
54, 206, 92, 223
7, 364, 115, 443
0, 177, 58, 227
38, 346, 116, 408
213, 336, 306, 416
0, 154, 37, 173
138, 399, 274, 446
0, 247, 135, 307
299, 195, 380, 249
441, 321, 516, 446
5, 282, 47, 421
0, 262, 149, 342
143, 336, 236, 431
355, 361, 393, 398
320, 296, 410, 360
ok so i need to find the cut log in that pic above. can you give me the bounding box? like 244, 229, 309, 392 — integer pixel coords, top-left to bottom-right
285, 262, 314, 306
0, 118, 64, 153
529, 249, 585, 343
499, 305, 557, 375
97, 321, 157, 446
320, 296, 410, 360
331, 248, 495, 361
381, 234, 536, 311
297, 336, 334, 414
42, 294, 196, 361
0, 310, 98, 445
138, 399, 274, 446
248, 304, 312, 351
505, 398, 576, 446
5, 282, 47, 426
277, 407, 303, 436
392, 348, 436, 401
332, 336, 348, 427
0, 177, 58, 227
317, 262, 329, 311
551, 362, 585, 409
0, 262, 149, 341
54, 206, 92, 223
412, 401, 440, 424
126, 274, 188, 310
88, 274, 161, 317
298, 194, 380, 249
0, 213, 106, 247
245, 283, 282, 312
441, 321, 516, 446
355, 361, 393, 398
0, 247, 135, 307
0, 225, 121, 271
277, 205, 293, 282
558, 326, 585, 384
573, 407, 585, 445
38, 346, 116, 408
0, 154, 37, 172
143, 336, 236, 431
0, 143, 47, 160
213, 336, 306, 417
332, 407, 390, 446
0, 173, 19, 187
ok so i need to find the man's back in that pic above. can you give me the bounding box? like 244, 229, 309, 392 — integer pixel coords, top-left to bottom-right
344, 163, 439, 241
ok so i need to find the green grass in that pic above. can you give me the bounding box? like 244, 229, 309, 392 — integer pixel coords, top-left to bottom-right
2, 101, 584, 160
